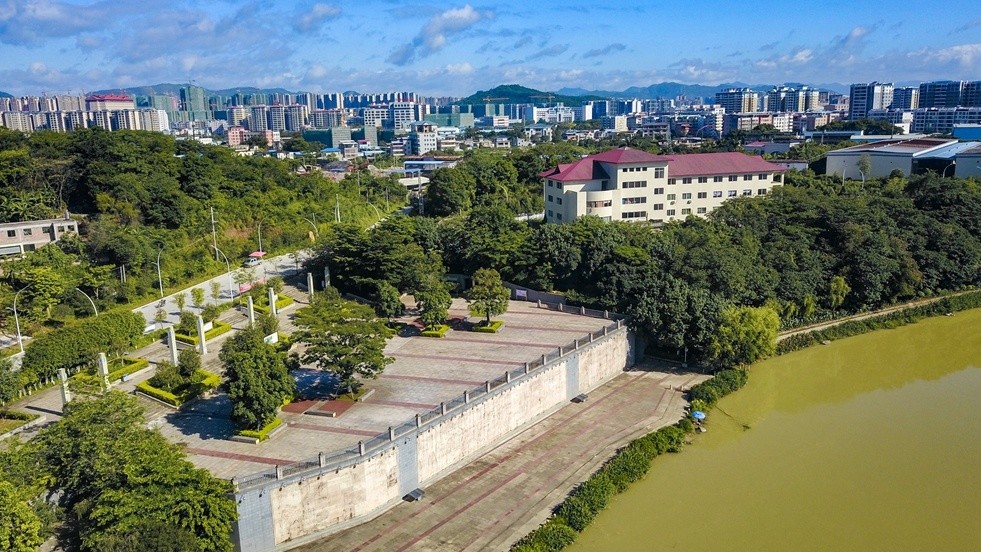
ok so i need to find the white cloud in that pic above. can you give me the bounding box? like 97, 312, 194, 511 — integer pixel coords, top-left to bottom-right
293, 3, 342, 33
446, 62, 474, 75
387, 4, 493, 66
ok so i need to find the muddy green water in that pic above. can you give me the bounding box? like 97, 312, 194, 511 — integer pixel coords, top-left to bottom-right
572, 309, 981, 552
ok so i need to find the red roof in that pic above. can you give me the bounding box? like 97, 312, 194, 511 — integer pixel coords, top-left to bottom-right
539, 147, 782, 182
662, 152, 783, 177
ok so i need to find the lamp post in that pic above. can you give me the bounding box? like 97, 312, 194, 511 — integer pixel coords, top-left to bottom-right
257, 221, 263, 253
942, 162, 956, 178
302, 217, 319, 239
13, 284, 32, 354
74, 288, 98, 317
154, 248, 164, 298
212, 246, 235, 300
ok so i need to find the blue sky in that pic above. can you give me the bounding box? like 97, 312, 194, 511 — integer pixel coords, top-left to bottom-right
1, 0, 979, 97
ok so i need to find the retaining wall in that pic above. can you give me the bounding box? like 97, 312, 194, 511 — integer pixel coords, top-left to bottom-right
231, 309, 633, 552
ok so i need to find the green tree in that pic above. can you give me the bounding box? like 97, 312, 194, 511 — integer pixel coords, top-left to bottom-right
0, 479, 44, 552
0, 358, 19, 404
174, 292, 187, 311
294, 294, 393, 395
858, 153, 872, 185
190, 287, 205, 309
829, 275, 851, 312
209, 281, 222, 303
220, 328, 295, 430
710, 306, 780, 368
371, 280, 404, 322
423, 167, 476, 217
466, 268, 510, 325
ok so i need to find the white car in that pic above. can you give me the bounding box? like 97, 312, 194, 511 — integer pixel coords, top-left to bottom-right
242, 257, 261, 267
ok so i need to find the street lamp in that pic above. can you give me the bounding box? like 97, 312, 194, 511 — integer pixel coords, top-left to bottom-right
942, 161, 956, 178
73, 288, 98, 317
302, 217, 319, 239
257, 221, 263, 253
212, 246, 235, 300
154, 248, 164, 298
12, 284, 32, 354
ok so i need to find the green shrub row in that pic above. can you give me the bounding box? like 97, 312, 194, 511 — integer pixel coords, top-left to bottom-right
0, 410, 38, 421
174, 321, 233, 345
687, 369, 749, 408
513, 363, 754, 551
133, 328, 168, 349
137, 369, 221, 407
420, 324, 451, 338
107, 358, 150, 382
513, 420, 693, 551
236, 417, 283, 442
777, 290, 981, 355
473, 320, 504, 333
252, 295, 295, 315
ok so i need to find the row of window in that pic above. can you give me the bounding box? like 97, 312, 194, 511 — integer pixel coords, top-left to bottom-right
546, 195, 563, 205
546, 210, 563, 220
620, 206, 711, 218
620, 167, 667, 178
587, 200, 612, 208
668, 173, 771, 185
623, 196, 647, 205
546, 180, 564, 189
622, 180, 646, 189
4, 224, 74, 238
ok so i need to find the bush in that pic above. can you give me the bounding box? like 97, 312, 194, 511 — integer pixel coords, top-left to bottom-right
515, 518, 577, 552
252, 295, 294, 315
688, 369, 747, 408
148, 362, 183, 392
201, 304, 221, 323
557, 496, 594, 532
420, 324, 451, 338
106, 358, 149, 382
473, 320, 504, 333
139, 369, 221, 407
136, 381, 181, 406
174, 320, 232, 345
236, 417, 283, 442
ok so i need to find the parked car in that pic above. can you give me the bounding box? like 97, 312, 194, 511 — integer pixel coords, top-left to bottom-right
242, 257, 261, 267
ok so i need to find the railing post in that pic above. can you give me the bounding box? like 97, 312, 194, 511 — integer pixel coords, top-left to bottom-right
602, 325, 608, 336
319, 452, 326, 467
358, 441, 365, 455
604, 310, 610, 319
559, 303, 564, 312
589, 332, 594, 342
574, 339, 579, 349
440, 402, 447, 415
524, 362, 530, 374
485, 380, 491, 392
542, 354, 547, 365
416, 413, 422, 427
537, 299, 542, 308
580, 306, 586, 315
464, 390, 470, 403
389, 426, 395, 441
617, 319, 623, 328
275, 465, 284, 479
505, 371, 511, 383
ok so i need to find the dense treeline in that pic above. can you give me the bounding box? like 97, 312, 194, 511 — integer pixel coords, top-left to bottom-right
314, 162, 980, 367
0, 127, 402, 332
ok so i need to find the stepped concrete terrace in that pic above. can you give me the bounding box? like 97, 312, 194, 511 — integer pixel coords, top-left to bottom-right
149, 298, 614, 480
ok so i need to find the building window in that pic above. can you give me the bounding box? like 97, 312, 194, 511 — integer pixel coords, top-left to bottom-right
681, 192, 692, 200
23, 228, 32, 236
666, 209, 676, 216
667, 193, 676, 200
622, 168, 628, 173
557, 213, 562, 220
743, 175, 752, 181
653, 187, 664, 194
758, 173, 768, 180
622, 196, 647, 204
758, 189, 768, 195
728, 190, 738, 197
728, 175, 738, 182
547, 195, 553, 202
652, 203, 664, 210
547, 181, 553, 187
557, 183, 563, 190
667, 178, 676, 185
697, 192, 707, 199
743, 189, 752, 196
67, 225, 74, 231
774, 174, 782, 182
57, 226, 65, 232
682, 177, 692, 184
6, 230, 15, 238
556, 197, 562, 205
588, 200, 612, 208
713, 191, 723, 198
713, 176, 723, 182
654, 167, 665, 178
547, 210, 553, 217
698, 177, 708, 183
621, 211, 647, 219
622, 181, 647, 189
697, 207, 707, 214
681, 208, 692, 215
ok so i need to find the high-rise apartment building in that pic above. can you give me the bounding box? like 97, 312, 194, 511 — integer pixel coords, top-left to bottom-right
715, 88, 759, 114
849, 82, 894, 120
918, 81, 963, 108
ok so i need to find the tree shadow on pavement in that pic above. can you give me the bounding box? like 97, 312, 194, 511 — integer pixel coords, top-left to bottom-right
164, 393, 235, 441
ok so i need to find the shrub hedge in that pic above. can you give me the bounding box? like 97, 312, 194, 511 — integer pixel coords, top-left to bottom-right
137, 369, 221, 407
777, 290, 981, 355
473, 320, 504, 333
174, 320, 233, 345
687, 369, 749, 408
253, 295, 295, 315
420, 324, 451, 338
236, 417, 283, 442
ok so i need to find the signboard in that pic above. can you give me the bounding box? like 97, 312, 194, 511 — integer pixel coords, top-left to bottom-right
263, 333, 279, 345
515, 289, 528, 300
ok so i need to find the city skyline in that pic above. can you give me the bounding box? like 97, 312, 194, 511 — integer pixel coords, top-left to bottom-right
0, 1, 979, 97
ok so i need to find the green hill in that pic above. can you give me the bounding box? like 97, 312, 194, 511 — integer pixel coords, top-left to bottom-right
455, 84, 601, 106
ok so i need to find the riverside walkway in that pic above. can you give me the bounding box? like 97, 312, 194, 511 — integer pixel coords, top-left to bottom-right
290, 365, 708, 552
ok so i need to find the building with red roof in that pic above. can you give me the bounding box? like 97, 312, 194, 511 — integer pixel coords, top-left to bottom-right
540, 147, 784, 224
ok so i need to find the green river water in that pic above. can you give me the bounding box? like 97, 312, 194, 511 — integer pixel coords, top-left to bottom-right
572, 308, 981, 552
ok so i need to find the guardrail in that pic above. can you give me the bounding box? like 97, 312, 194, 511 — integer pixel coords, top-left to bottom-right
231, 301, 627, 493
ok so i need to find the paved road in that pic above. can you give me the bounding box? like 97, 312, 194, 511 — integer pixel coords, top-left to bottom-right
289, 366, 708, 552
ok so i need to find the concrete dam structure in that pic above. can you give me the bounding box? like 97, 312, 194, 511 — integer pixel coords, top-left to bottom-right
231, 307, 635, 552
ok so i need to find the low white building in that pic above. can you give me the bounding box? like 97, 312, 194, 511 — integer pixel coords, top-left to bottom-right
540, 147, 784, 224
825, 138, 958, 179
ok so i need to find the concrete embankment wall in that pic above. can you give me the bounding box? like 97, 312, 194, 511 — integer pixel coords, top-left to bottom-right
231, 317, 632, 552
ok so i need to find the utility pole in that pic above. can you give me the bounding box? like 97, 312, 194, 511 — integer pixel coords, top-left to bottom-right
335, 194, 340, 223
210, 206, 218, 260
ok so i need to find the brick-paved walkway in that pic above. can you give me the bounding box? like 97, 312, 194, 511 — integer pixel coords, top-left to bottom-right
289, 366, 708, 552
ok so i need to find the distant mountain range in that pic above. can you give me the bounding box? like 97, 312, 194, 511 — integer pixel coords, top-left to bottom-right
89, 83, 294, 97
0, 90, 12, 98
558, 81, 850, 99
455, 84, 605, 106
